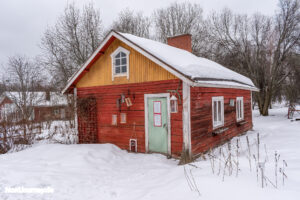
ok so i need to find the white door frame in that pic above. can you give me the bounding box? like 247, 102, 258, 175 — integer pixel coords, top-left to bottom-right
144, 93, 171, 155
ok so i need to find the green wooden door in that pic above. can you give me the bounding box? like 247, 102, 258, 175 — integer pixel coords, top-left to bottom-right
147, 97, 168, 154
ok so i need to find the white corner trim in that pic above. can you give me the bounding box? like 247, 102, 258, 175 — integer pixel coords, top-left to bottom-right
110, 46, 130, 81
144, 93, 171, 155
182, 82, 191, 157
74, 88, 79, 139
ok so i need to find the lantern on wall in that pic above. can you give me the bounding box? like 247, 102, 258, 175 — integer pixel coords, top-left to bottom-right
170, 94, 178, 113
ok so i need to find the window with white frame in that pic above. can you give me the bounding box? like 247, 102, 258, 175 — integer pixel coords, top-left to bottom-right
212, 96, 224, 129
111, 47, 130, 80
236, 97, 244, 121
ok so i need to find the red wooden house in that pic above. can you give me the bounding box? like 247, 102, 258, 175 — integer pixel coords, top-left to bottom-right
0, 91, 71, 123
63, 30, 258, 159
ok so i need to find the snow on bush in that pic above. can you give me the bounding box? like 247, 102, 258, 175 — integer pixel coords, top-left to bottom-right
36, 120, 78, 144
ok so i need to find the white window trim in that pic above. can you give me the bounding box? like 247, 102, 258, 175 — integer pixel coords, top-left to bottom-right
110, 46, 130, 80
212, 96, 224, 129
236, 97, 244, 122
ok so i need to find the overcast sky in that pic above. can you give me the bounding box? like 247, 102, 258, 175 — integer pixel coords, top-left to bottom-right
0, 0, 278, 69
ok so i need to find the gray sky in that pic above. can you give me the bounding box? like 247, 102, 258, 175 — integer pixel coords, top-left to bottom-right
0, 0, 278, 69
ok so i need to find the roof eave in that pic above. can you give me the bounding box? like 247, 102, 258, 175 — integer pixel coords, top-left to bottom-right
62, 29, 258, 94
62, 30, 117, 94
192, 81, 259, 92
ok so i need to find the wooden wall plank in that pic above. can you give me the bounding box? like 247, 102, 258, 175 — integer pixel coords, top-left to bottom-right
190, 87, 253, 156
77, 79, 183, 156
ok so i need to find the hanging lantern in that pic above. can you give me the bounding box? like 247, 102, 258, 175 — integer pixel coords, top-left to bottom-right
170, 94, 178, 113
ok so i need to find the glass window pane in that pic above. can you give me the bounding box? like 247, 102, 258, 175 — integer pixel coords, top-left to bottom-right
121, 52, 126, 57
116, 53, 121, 58
154, 101, 161, 113
121, 65, 127, 73
237, 100, 239, 118
213, 101, 217, 122
115, 66, 120, 73
121, 58, 126, 65
115, 58, 120, 65
154, 114, 162, 126
240, 101, 242, 118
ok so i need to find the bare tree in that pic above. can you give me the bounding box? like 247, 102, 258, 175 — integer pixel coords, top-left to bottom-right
40, 2, 103, 89
2, 55, 43, 141
112, 8, 151, 38
153, 2, 204, 54
284, 53, 300, 104
204, 0, 300, 115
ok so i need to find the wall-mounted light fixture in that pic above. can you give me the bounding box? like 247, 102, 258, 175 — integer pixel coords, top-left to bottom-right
170, 94, 178, 113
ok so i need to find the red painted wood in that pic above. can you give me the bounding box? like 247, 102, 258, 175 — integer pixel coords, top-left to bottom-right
77, 79, 183, 156
77, 79, 253, 158
190, 87, 253, 156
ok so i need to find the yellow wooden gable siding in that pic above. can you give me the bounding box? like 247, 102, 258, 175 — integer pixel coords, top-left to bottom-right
76, 39, 178, 88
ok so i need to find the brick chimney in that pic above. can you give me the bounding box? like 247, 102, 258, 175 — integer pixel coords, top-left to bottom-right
167, 34, 192, 52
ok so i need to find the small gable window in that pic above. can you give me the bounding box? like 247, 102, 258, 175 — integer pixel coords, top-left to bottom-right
111, 47, 130, 80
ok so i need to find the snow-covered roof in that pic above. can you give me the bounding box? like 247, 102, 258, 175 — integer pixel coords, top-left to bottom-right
63, 30, 258, 93
119, 32, 257, 90
0, 92, 69, 107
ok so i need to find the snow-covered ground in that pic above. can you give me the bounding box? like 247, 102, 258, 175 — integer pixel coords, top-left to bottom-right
0, 107, 299, 200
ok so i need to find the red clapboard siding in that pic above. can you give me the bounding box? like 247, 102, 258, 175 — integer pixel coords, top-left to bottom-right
190, 87, 253, 156
77, 79, 253, 158
77, 79, 183, 156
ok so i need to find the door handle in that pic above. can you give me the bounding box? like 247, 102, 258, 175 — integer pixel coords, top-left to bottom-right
163, 123, 168, 129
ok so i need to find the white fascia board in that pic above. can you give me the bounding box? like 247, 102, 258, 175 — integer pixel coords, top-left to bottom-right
62, 30, 259, 94
62, 31, 194, 94
192, 82, 260, 92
